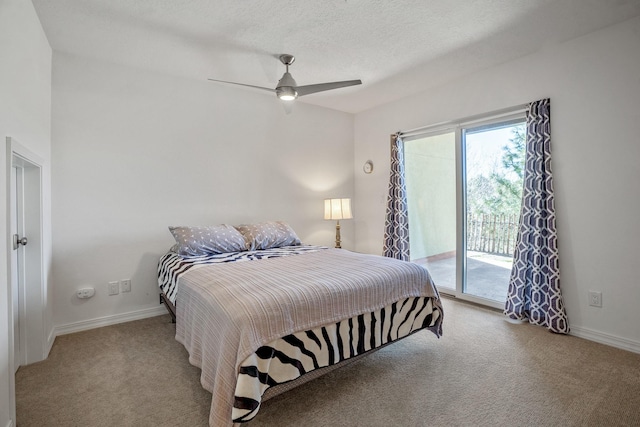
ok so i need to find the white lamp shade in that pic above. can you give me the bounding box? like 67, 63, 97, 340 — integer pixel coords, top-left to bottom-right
324, 198, 353, 220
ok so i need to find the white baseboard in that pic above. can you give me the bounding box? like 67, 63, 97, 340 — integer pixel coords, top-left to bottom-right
571, 325, 640, 354
54, 305, 168, 337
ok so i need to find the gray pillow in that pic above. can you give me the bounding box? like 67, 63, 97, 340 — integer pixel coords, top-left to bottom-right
168, 224, 247, 256
236, 221, 301, 250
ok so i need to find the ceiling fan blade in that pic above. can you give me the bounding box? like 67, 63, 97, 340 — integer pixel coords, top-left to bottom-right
207, 78, 275, 93
295, 80, 362, 96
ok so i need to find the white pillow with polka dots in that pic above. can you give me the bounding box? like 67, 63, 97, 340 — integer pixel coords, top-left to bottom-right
168, 224, 247, 256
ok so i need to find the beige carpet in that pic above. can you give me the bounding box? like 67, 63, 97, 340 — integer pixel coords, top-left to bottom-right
16, 297, 640, 426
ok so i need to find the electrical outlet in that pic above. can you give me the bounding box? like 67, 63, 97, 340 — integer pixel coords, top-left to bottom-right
76, 287, 95, 299
589, 291, 602, 307
121, 279, 131, 293
108, 281, 119, 296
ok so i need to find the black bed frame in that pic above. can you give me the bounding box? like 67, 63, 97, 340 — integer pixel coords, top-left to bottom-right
159, 292, 176, 323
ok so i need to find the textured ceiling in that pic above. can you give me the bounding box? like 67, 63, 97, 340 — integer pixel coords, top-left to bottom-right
32, 0, 640, 113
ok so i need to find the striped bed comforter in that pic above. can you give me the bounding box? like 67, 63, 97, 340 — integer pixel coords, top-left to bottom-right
158, 246, 443, 426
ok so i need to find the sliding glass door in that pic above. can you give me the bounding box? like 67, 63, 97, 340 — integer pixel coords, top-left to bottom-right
405, 131, 457, 292
405, 115, 525, 308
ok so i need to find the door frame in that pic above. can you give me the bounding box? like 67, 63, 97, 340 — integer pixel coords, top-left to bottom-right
6, 136, 46, 423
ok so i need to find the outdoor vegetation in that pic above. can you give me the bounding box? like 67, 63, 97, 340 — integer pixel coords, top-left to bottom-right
466, 125, 526, 256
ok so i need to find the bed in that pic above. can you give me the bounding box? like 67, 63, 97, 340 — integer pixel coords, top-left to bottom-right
157, 222, 443, 426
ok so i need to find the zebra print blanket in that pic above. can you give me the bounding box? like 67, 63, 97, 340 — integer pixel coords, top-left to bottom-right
160, 247, 443, 426
233, 295, 440, 422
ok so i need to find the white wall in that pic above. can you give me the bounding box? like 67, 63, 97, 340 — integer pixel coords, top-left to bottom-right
354, 17, 640, 351
0, 0, 52, 424
51, 52, 354, 330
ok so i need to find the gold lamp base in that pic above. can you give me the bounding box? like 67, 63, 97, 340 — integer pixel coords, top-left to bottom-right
335, 220, 342, 249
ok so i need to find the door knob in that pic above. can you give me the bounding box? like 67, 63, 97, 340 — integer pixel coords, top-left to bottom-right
13, 234, 27, 250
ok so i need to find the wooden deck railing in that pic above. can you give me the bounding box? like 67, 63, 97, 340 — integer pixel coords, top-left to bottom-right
467, 213, 519, 256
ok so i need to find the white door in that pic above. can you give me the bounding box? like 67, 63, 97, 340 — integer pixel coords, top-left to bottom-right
10, 166, 23, 372
10, 164, 29, 372
7, 137, 46, 427
8, 139, 46, 368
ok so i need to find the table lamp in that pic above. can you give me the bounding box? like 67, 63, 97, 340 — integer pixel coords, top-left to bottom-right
324, 198, 353, 248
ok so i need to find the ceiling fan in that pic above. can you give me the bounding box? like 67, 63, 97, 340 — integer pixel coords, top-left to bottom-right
208, 54, 362, 102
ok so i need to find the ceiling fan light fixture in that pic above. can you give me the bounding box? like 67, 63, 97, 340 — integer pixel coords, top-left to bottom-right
277, 86, 298, 101
207, 53, 361, 109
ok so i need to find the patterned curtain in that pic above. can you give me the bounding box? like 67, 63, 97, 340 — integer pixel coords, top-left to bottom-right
383, 134, 410, 261
504, 98, 569, 333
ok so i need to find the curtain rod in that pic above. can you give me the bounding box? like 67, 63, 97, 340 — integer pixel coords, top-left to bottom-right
397, 103, 528, 138
398, 120, 455, 138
